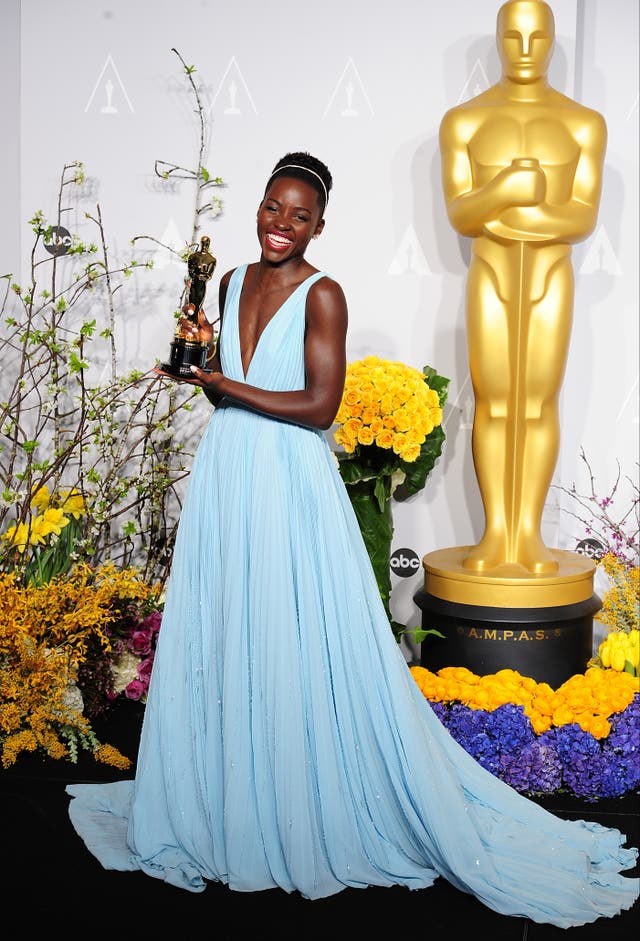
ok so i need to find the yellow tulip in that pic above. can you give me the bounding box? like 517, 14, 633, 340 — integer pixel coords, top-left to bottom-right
624, 631, 639, 668
610, 647, 627, 672
599, 643, 611, 667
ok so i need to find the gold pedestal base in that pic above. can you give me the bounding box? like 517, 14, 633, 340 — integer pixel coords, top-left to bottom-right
422, 546, 596, 609
416, 547, 600, 684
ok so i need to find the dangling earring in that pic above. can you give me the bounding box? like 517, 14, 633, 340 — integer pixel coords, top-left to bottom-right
312, 233, 320, 239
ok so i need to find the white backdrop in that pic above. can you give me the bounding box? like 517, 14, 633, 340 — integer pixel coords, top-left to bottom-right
1, 0, 638, 646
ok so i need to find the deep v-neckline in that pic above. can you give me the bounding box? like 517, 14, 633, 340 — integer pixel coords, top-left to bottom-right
237, 268, 316, 380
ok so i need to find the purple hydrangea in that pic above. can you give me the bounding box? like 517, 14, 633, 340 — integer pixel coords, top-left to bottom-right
441, 704, 499, 775
428, 693, 639, 801
498, 737, 563, 794
607, 693, 640, 756
428, 701, 448, 723
485, 703, 536, 751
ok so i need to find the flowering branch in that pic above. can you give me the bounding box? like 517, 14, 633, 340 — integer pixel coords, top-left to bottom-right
0, 50, 224, 589
553, 447, 639, 569
132, 46, 225, 310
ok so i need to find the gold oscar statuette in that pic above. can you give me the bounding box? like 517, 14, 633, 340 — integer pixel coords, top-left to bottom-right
161, 235, 217, 378
437, 0, 606, 582
415, 0, 607, 687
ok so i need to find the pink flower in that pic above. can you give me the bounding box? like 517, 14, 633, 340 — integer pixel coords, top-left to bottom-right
129, 627, 153, 656
138, 655, 155, 680
124, 678, 147, 701
143, 610, 163, 635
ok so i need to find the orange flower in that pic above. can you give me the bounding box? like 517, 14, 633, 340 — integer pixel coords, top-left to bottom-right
410, 664, 636, 742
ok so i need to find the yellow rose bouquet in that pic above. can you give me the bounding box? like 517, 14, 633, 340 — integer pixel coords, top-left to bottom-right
333, 357, 448, 638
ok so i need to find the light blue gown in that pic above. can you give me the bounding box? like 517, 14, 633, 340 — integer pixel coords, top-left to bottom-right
67, 265, 639, 928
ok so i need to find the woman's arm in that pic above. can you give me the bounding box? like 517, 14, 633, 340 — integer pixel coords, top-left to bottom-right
200, 271, 232, 407
189, 275, 348, 430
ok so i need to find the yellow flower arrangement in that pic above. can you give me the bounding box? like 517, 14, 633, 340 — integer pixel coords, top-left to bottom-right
2, 485, 87, 586
0, 561, 160, 769
410, 664, 638, 739
332, 358, 449, 639
553, 454, 639, 680
597, 552, 639, 632
589, 545, 639, 678
410, 664, 640, 798
334, 356, 443, 463
594, 629, 639, 676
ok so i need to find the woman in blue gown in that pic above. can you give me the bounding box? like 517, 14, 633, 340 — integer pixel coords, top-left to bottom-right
66, 152, 639, 928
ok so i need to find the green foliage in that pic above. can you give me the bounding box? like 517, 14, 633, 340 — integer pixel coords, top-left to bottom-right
336, 365, 449, 641
397, 366, 449, 500
0, 51, 224, 590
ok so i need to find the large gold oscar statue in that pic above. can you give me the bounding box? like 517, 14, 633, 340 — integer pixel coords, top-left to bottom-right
416, 0, 607, 685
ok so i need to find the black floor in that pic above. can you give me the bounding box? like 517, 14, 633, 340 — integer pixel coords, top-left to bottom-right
2, 700, 638, 938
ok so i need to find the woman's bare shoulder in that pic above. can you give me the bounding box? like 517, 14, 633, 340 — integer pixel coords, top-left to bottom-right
307, 273, 348, 326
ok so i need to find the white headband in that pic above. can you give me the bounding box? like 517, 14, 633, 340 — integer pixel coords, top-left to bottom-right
268, 164, 329, 208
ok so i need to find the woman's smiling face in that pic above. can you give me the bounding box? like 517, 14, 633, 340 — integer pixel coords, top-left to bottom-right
257, 175, 324, 262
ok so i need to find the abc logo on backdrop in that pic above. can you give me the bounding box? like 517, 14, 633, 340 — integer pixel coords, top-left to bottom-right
43, 226, 72, 256
390, 547, 421, 578
575, 537, 606, 560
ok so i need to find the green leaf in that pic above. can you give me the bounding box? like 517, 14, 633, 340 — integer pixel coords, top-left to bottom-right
373, 474, 390, 512
390, 365, 449, 500
390, 619, 408, 642
402, 626, 446, 644
422, 364, 450, 407
337, 448, 399, 485
347, 477, 394, 621
397, 425, 445, 499
20, 440, 40, 454
336, 455, 375, 485
68, 351, 88, 373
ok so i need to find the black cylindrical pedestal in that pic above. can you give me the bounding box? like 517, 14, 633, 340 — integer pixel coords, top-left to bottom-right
414, 588, 601, 687
161, 337, 212, 378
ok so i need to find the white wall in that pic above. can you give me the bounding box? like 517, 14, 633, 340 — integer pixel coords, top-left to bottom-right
1, 0, 637, 638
